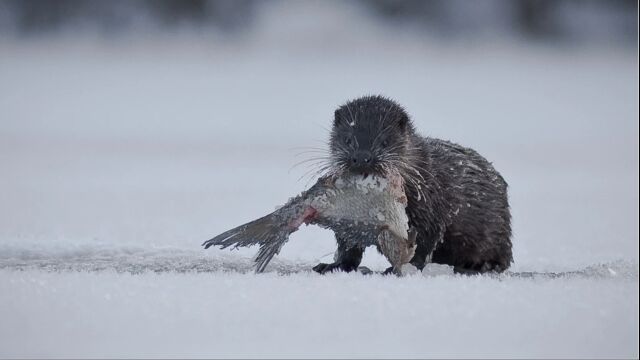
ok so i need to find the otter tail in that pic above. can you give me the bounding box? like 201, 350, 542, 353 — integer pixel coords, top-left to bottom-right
202, 213, 294, 273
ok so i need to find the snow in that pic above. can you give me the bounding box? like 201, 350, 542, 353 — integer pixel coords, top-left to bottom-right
0, 265, 637, 358
0, 2, 638, 358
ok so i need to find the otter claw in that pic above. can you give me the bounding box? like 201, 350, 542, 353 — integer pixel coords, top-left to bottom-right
382, 266, 398, 276
313, 262, 359, 274
312, 262, 338, 274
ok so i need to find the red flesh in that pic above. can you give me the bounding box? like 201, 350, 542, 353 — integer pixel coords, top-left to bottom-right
288, 206, 317, 230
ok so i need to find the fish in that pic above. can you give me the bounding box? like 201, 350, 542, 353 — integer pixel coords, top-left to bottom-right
202, 172, 416, 274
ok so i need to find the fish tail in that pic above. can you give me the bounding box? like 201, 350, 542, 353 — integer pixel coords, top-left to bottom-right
202, 213, 293, 272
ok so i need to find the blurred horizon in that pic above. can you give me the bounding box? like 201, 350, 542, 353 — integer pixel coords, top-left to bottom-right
0, 0, 637, 46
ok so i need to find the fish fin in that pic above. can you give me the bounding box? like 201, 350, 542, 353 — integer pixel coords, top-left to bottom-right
254, 237, 289, 273
202, 213, 293, 273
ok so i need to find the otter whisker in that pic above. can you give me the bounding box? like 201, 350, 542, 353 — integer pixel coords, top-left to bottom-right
298, 163, 333, 184
290, 156, 331, 168
289, 157, 331, 175
301, 165, 337, 187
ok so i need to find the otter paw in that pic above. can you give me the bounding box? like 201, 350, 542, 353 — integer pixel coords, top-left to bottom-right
453, 261, 506, 275
382, 266, 401, 276
312, 262, 358, 274
312, 262, 340, 274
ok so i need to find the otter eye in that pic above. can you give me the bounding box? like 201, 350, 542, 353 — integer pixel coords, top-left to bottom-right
382, 140, 389, 147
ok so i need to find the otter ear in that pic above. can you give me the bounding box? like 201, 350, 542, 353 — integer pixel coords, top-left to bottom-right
398, 114, 410, 131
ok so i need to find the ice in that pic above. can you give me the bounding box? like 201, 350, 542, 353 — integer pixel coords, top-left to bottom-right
400, 263, 420, 276
422, 263, 455, 277
0, 266, 637, 358
0, 2, 638, 357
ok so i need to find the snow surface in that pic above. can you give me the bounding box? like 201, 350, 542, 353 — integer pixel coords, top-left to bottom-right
1, 266, 637, 359
0, 2, 638, 358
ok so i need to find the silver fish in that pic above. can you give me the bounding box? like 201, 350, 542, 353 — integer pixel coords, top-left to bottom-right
202, 172, 416, 274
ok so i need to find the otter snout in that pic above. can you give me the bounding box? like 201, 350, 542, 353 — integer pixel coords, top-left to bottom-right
350, 150, 375, 173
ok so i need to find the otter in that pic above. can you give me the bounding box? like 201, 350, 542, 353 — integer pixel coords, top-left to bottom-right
312, 95, 512, 274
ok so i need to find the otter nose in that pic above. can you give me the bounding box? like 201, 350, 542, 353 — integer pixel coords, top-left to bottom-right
351, 150, 373, 167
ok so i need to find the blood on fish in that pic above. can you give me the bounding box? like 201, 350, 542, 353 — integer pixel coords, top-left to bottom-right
288, 206, 317, 229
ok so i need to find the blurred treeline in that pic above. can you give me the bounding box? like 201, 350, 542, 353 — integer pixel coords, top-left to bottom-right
0, 0, 637, 43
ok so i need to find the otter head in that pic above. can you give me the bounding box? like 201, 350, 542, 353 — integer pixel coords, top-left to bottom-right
330, 95, 413, 177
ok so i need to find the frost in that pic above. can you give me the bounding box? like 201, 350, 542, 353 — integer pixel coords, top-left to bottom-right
400, 263, 419, 275
422, 263, 455, 277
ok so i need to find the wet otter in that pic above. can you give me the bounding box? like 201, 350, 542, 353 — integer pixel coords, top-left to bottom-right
312, 95, 512, 274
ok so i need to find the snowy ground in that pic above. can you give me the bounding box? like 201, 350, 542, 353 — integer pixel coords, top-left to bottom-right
1, 3, 638, 358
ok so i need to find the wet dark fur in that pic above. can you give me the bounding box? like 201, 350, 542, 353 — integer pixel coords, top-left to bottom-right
313, 95, 512, 274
